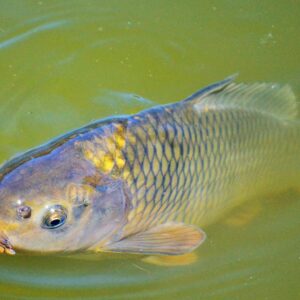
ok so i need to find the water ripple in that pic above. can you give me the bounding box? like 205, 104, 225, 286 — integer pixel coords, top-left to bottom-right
0, 20, 70, 50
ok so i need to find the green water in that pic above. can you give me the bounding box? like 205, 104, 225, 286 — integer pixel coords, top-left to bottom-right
0, 1, 299, 299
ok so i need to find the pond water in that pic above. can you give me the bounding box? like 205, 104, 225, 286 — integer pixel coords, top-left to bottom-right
0, 1, 299, 299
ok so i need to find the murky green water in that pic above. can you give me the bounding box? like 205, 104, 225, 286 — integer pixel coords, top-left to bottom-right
0, 1, 299, 299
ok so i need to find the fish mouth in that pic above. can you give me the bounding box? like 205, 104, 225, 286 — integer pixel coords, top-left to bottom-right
0, 233, 15, 255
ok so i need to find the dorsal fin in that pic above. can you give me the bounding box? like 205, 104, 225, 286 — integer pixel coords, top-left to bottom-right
185, 76, 298, 120
183, 74, 237, 103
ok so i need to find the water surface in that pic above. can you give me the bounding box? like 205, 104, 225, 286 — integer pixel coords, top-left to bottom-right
0, 1, 299, 299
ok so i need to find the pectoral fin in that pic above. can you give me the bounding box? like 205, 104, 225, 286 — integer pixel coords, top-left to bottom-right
105, 223, 206, 255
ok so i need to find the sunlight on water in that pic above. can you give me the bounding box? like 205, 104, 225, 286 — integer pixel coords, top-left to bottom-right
0, 0, 299, 299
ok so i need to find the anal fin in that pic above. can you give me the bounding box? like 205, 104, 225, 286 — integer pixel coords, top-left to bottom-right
223, 200, 262, 227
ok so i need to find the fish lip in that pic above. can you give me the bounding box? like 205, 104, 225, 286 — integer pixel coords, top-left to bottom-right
0, 232, 16, 255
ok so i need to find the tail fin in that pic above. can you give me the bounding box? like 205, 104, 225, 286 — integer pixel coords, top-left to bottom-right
289, 119, 300, 192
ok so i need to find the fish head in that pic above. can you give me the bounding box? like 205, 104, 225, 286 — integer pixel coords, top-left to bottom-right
0, 141, 129, 254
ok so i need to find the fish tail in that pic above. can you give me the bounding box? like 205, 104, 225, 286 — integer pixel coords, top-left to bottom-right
264, 120, 300, 195
294, 125, 300, 193
286, 120, 300, 191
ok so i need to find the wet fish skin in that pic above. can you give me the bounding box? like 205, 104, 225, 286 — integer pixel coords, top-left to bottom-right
0, 76, 299, 255
114, 87, 299, 236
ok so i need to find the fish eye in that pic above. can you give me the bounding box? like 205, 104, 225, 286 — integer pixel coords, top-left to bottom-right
17, 205, 31, 219
42, 205, 67, 229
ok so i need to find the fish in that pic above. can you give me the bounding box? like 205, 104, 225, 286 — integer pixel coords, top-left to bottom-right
0, 75, 299, 256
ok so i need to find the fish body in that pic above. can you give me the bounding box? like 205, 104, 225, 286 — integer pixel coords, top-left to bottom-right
0, 76, 299, 255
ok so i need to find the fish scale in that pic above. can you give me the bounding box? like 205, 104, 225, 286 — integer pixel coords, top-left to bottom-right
120, 97, 298, 235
